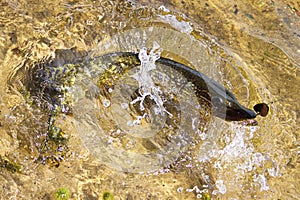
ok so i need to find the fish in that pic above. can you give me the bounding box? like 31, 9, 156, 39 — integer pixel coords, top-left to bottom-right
98, 52, 268, 121
12, 48, 267, 122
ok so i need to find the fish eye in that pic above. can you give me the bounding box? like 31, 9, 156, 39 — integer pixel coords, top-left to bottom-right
212, 96, 224, 107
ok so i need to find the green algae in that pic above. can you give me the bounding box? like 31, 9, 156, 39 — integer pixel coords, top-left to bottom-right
102, 191, 114, 200
54, 187, 70, 200
201, 193, 211, 200
38, 116, 69, 167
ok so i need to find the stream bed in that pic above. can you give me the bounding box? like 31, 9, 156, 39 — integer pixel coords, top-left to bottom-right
0, 0, 299, 199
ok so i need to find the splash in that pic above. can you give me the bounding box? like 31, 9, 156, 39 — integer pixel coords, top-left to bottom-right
72, 44, 204, 173
131, 44, 172, 119
158, 6, 193, 34
198, 123, 280, 197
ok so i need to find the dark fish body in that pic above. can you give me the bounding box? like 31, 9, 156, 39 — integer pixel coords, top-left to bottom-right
99, 52, 259, 121
156, 56, 258, 121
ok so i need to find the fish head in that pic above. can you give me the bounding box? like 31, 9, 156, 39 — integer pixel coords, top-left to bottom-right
211, 94, 257, 121
208, 81, 257, 121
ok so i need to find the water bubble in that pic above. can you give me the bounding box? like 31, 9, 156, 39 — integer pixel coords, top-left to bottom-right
192, 117, 199, 131
121, 102, 128, 109
102, 98, 111, 107
177, 187, 183, 193
215, 180, 226, 194
127, 120, 134, 127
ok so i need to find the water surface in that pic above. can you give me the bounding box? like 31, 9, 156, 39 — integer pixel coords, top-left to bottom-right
0, 0, 299, 199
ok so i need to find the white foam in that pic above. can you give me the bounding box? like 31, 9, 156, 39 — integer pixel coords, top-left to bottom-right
158, 14, 193, 34
254, 174, 269, 191
215, 180, 226, 194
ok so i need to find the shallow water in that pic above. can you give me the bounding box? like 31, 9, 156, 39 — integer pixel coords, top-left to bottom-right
0, 0, 299, 199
